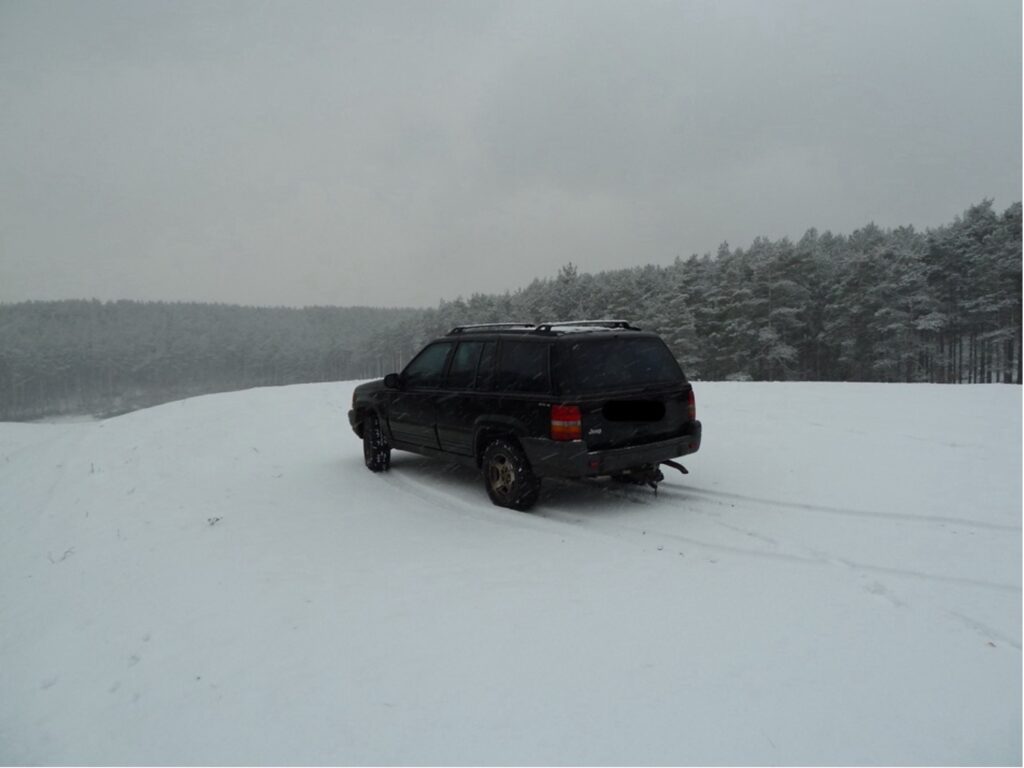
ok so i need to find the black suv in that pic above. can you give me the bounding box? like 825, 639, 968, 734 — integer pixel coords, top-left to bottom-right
348, 320, 702, 510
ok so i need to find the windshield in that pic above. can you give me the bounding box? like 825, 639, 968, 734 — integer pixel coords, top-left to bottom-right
564, 337, 684, 393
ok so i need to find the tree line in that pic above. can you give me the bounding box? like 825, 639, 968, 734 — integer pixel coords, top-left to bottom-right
350, 200, 1022, 385
1, 199, 1019, 421
0, 302, 416, 420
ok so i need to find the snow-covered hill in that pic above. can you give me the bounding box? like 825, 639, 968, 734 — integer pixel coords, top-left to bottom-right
1, 382, 1020, 765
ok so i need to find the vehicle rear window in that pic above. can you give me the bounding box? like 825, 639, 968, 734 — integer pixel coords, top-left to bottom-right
497, 341, 550, 393
564, 337, 684, 393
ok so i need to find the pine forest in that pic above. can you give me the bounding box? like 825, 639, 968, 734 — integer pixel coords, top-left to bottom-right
1, 199, 1020, 421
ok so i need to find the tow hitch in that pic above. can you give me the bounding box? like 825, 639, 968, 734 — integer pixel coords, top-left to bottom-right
613, 461, 688, 494
648, 460, 689, 494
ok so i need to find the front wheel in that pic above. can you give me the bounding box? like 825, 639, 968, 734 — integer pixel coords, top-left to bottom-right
362, 413, 391, 472
482, 439, 540, 511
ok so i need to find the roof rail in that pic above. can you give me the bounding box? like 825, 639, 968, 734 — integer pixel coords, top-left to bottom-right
534, 319, 641, 332
447, 320, 642, 335
448, 322, 536, 335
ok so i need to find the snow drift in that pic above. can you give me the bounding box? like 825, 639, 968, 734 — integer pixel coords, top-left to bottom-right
0, 381, 1020, 765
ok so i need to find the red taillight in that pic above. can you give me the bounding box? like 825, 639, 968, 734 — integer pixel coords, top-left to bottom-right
551, 404, 582, 441
686, 389, 696, 421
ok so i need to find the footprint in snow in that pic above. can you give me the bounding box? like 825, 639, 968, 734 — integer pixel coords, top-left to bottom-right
864, 580, 906, 608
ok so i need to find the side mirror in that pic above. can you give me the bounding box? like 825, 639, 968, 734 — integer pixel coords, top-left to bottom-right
383, 373, 401, 389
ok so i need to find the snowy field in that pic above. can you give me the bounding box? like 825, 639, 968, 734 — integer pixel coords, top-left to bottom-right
0, 381, 1020, 765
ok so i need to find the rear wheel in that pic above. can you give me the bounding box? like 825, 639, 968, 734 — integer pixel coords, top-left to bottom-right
362, 413, 390, 472
482, 439, 540, 511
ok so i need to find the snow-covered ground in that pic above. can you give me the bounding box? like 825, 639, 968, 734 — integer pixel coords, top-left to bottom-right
1, 381, 1020, 765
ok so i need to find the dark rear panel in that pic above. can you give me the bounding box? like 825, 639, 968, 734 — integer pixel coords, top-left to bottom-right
555, 335, 693, 451
560, 336, 685, 394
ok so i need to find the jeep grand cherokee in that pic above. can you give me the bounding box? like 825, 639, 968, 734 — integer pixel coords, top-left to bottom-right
348, 320, 702, 510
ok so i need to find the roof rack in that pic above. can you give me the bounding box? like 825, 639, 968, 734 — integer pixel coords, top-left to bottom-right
447, 320, 642, 336
534, 319, 641, 332
447, 322, 537, 335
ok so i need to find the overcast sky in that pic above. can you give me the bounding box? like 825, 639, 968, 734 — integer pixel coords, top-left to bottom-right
1, 0, 1020, 309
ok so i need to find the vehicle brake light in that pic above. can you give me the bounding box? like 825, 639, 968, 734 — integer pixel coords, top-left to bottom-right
551, 404, 582, 441
687, 389, 696, 421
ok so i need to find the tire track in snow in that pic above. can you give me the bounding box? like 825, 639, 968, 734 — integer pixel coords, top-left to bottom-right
372, 464, 1020, 596
385, 463, 841, 569
545, 482, 1022, 595
384, 463, 716, 557
379, 465, 1022, 647
676, 485, 1021, 533
945, 610, 1022, 650
382, 465, 572, 540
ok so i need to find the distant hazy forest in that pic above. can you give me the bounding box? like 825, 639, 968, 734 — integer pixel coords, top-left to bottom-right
1, 200, 1020, 421
0, 304, 417, 420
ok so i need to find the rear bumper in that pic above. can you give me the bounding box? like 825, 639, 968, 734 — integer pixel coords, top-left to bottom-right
521, 421, 702, 478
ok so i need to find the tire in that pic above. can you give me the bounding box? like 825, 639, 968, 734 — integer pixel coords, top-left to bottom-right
362, 413, 391, 472
482, 438, 540, 511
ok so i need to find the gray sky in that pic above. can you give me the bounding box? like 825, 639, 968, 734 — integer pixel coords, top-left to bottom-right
1, 0, 1020, 309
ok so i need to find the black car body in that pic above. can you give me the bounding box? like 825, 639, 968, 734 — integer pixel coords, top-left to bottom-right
348, 320, 702, 510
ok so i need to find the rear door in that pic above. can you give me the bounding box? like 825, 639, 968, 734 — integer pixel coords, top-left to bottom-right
435, 339, 489, 455
558, 336, 693, 450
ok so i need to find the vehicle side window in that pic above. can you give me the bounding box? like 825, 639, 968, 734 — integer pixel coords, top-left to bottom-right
476, 341, 497, 390
497, 341, 550, 393
402, 342, 453, 389
447, 341, 484, 389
